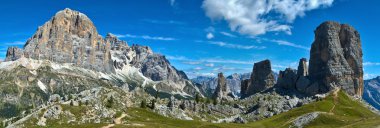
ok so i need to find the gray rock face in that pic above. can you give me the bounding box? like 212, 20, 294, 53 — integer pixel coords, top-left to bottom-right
5, 47, 24, 61
241, 60, 276, 98
309, 21, 363, 96
290, 112, 320, 128
114, 44, 188, 82
106, 33, 128, 51
212, 73, 233, 101
297, 58, 308, 76
277, 68, 298, 90
226, 73, 250, 96
363, 76, 380, 110
8, 8, 115, 73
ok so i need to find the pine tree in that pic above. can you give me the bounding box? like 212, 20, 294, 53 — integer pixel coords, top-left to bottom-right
150, 99, 156, 109
141, 100, 147, 108
195, 94, 201, 103
213, 99, 218, 105
85, 100, 89, 106
106, 96, 114, 108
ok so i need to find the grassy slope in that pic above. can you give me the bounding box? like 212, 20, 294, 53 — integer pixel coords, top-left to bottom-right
113, 90, 380, 128
17, 90, 380, 128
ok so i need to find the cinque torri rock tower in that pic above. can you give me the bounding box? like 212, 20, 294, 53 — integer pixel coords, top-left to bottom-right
10, 8, 115, 73
309, 21, 363, 97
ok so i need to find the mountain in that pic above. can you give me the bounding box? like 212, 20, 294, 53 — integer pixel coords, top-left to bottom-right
4, 8, 200, 97
364, 76, 380, 110
0, 8, 377, 128
0, 8, 203, 125
191, 73, 250, 97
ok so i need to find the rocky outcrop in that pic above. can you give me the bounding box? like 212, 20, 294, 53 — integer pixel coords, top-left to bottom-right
212, 73, 233, 101
5, 47, 24, 61
308, 21, 363, 96
192, 73, 250, 97
106, 33, 128, 51
241, 60, 276, 98
13, 8, 115, 73
297, 58, 308, 76
277, 68, 298, 90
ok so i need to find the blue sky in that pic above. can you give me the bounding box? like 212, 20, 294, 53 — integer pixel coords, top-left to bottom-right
0, 0, 379, 79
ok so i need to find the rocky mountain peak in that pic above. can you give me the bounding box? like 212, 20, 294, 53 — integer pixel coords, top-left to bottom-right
309, 21, 363, 96
241, 59, 276, 98
7, 8, 115, 73
5, 47, 24, 61
212, 73, 233, 101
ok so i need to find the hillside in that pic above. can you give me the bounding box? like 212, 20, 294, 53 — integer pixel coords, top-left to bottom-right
8, 88, 379, 128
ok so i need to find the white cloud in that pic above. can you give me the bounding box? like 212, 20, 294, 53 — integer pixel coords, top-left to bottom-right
186, 72, 216, 79
364, 73, 378, 80
205, 63, 215, 67
220, 32, 237, 37
207, 33, 214, 39
115, 34, 176, 41
364, 62, 380, 66
209, 41, 266, 50
202, 0, 334, 36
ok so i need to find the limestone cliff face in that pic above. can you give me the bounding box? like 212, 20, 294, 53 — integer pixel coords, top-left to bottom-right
309, 21, 363, 96
22, 8, 114, 73
241, 60, 276, 98
5, 47, 24, 61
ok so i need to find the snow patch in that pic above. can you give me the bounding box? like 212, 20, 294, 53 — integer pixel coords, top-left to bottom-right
37, 80, 48, 93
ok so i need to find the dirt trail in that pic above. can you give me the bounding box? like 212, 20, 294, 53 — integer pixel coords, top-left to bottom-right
102, 113, 127, 128
329, 87, 340, 114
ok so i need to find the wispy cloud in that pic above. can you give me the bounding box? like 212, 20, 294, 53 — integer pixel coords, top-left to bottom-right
220, 32, 237, 38
0, 41, 25, 46
271, 39, 310, 50
209, 41, 266, 50
185, 72, 216, 79
141, 19, 186, 25
364, 73, 379, 80
166, 55, 256, 65
183, 61, 202, 65
205, 63, 214, 67
115, 34, 177, 41
364, 62, 380, 66
254, 38, 309, 50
